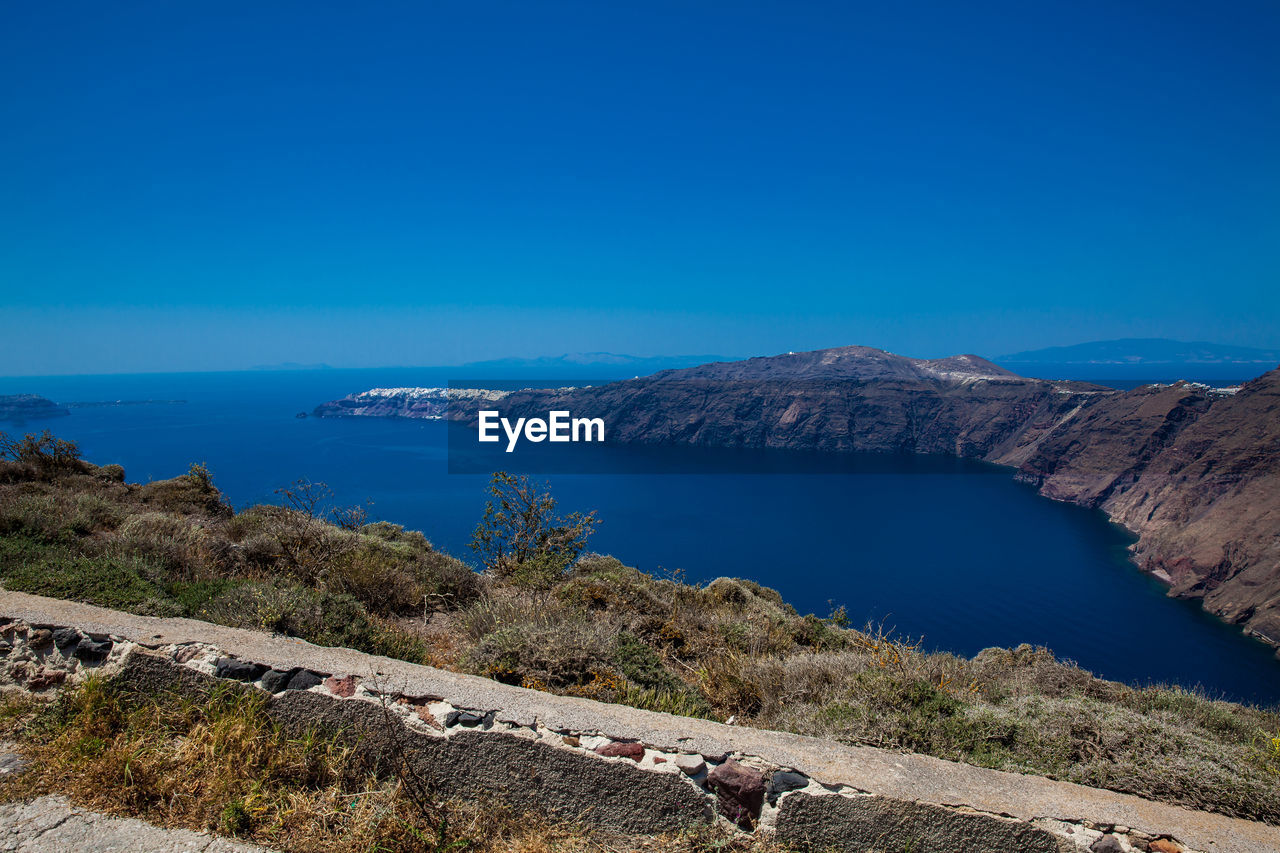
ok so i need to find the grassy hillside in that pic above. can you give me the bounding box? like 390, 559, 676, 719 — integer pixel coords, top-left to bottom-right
2, 430, 1279, 824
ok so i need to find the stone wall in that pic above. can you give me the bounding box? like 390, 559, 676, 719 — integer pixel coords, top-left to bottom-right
3, 591, 1278, 853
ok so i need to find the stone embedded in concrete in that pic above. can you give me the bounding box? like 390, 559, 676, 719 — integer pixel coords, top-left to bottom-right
27, 629, 51, 648
445, 709, 486, 727
707, 759, 766, 828
323, 674, 358, 697
769, 770, 809, 795
1091, 835, 1125, 853
215, 657, 268, 682
413, 705, 444, 730
52, 628, 80, 650
776, 791, 1064, 853
1148, 840, 1181, 852
73, 637, 113, 662
673, 754, 706, 777
27, 667, 66, 691
595, 741, 645, 761
259, 667, 323, 693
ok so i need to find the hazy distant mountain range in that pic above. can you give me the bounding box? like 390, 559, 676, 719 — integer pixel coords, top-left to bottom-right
249, 362, 334, 371
996, 338, 1280, 366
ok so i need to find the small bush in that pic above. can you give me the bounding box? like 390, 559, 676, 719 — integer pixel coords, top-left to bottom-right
73, 493, 123, 531
136, 471, 230, 517
464, 604, 615, 688
195, 580, 429, 663
612, 631, 681, 692
116, 511, 224, 576
0, 430, 86, 477
360, 520, 431, 550
94, 463, 126, 482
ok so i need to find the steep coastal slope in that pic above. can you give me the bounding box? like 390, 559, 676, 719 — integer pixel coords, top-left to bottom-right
1009, 371, 1280, 645
315, 346, 1279, 650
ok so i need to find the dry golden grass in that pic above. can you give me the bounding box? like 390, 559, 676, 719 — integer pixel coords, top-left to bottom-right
0, 682, 788, 853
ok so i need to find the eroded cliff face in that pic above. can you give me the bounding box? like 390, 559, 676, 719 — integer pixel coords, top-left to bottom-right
1010, 371, 1280, 645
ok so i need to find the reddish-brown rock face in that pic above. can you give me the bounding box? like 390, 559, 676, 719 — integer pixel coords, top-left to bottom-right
1001, 369, 1280, 647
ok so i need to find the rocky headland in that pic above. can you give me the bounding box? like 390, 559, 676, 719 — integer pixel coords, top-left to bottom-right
0, 395, 68, 423
314, 346, 1280, 652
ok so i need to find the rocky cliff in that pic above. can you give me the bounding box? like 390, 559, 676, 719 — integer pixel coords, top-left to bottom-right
1006, 372, 1280, 646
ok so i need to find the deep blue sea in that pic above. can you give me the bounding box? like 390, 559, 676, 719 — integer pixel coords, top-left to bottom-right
4, 367, 1279, 706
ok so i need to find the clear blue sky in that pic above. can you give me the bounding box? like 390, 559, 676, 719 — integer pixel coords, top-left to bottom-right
2, 1, 1277, 375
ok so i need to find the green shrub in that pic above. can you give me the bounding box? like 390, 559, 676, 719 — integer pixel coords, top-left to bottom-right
469, 472, 597, 590
611, 631, 680, 691
136, 472, 230, 517
194, 580, 428, 663
360, 521, 431, 550
73, 493, 123, 531
464, 607, 615, 688
94, 463, 126, 482
0, 492, 67, 541
328, 539, 481, 616
116, 511, 223, 576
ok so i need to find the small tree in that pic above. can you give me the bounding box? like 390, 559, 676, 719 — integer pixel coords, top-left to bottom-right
469, 472, 597, 590
0, 430, 83, 474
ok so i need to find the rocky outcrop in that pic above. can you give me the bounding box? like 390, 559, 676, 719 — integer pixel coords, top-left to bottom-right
0, 395, 68, 423
6, 590, 1279, 852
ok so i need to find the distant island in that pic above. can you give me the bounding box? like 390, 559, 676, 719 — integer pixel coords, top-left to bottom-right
995, 338, 1280, 379
315, 344, 1280, 653
0, 394, 68, 422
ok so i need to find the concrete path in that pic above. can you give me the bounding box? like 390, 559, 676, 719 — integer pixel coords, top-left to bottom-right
0, 795, 266, 853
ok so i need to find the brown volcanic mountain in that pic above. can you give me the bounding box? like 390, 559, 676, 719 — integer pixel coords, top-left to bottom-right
317, 345, 1280, 651
486, 347, 1108, 457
